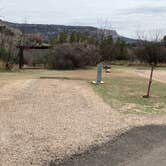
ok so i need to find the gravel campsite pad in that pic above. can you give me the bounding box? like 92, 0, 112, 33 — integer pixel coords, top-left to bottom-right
0, 78, 166, 166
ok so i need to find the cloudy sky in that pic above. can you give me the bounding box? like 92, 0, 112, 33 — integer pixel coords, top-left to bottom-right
1, 0, 166, 38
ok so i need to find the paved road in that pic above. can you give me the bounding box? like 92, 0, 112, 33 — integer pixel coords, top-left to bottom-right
58, 125, 166, 166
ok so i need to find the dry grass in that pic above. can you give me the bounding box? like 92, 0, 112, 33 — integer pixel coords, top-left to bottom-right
92, 67, 166, 114
136, 69, 166, 83
0, 68, 96, 80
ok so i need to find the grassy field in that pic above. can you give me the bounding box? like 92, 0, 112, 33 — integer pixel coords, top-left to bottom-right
0, 66, 166, 114
92, 67, 166, 114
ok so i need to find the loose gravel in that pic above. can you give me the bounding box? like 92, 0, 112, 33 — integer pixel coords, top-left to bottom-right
0, 79, 166, 166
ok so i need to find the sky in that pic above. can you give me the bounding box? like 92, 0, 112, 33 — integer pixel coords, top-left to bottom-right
1, 0, 166, 38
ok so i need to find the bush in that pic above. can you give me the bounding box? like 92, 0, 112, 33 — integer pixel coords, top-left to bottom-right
24, 49, 49, 67
160, 47, 166, 63
0, 48, 16, 70
0, 48, 10, 61
47, 44, 100, 69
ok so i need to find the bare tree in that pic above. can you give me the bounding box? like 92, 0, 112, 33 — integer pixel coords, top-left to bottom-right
136, 30, 163, 98
96, 18, 113, 42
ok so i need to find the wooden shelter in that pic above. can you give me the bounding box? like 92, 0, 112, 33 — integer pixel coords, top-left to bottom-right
17, 44, 51, 69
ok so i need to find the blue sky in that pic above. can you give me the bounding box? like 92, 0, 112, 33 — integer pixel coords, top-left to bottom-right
1, 0, 166, 38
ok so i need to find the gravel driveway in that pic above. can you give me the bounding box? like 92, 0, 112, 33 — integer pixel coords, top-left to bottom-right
0, 79, 166, 166
0, 79, 126, 166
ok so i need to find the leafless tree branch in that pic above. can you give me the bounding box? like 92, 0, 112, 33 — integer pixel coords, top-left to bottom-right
97, 18, 113, 42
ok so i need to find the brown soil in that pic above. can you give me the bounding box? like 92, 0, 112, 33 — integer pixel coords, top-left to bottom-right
136, 69, 166, 83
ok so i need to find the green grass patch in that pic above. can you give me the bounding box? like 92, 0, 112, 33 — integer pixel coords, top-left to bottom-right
92, 74, 166, 115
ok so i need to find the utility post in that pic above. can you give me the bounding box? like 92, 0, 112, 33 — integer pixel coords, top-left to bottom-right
92, 63, 104, 84
97, 63, 103, 84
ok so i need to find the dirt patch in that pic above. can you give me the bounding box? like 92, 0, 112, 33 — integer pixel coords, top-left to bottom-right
136, 69, 166, 83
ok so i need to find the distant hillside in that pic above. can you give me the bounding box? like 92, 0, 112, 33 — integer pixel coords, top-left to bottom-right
0, 20, 22, 49
5, 21, 137, 43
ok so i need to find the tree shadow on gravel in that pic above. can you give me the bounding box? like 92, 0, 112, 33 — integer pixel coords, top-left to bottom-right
49, 125, 166, 166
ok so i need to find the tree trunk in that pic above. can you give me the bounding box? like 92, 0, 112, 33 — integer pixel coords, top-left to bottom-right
5, 62, 10, 70
143, 64, 154, 98
18, 47, 24, 69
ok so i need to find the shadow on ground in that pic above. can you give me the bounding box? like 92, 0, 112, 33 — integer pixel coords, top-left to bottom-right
50, 125, 166, 166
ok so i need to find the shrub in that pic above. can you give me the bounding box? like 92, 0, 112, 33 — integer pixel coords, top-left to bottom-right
47, 43, 100, 69
0, 48, 16, 70
24, 49, 49, 67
